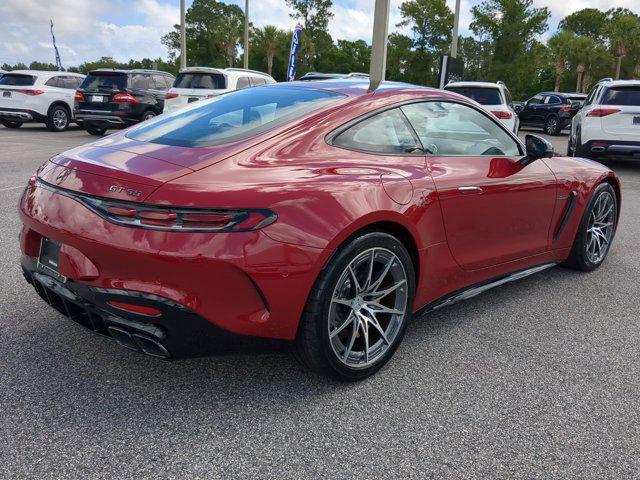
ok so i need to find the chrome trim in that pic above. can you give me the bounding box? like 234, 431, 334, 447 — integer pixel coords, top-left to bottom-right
458, 186, 483, 192
0, 110, 33, 120
607, 144, 640, 153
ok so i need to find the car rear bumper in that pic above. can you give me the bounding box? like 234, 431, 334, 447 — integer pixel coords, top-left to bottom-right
577, 140, 640, 159
18, 183, 324, 357
0, 108, 45, 122
75, 109, 139, 129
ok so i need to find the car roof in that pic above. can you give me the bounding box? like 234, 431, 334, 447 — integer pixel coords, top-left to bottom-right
539, 91, 586, 98
90, 68, 174, 76
4, 70, 84, 77
602, 79, 640, 87
179, 67, 273, 79
446, 81, 502, 89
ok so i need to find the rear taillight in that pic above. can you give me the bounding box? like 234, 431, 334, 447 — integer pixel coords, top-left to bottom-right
74, 91, 84, 102
113, 93, 138, 103
587, 108, 621, 117
164, 92, 179, 99
80, 196, 276, 232
491, 110, 512, 119
17, 89, 44, 96
559, 105, 575, 112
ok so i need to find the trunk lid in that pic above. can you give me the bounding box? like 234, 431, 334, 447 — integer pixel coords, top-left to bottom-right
600, 86, 640, 140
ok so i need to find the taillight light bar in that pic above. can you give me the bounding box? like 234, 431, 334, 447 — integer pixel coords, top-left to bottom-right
165, 92, 179, 99
491, 110, 512, 119
587, 108, 621, 117
17, 89, 44, 96
113, 93, 138, 103
74, 91, 85, 102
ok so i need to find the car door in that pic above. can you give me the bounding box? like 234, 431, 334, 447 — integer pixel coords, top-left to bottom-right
520, 94, 544, 125
401, 100, 557, 270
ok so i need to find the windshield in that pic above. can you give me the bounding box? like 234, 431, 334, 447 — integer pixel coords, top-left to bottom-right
602, 87, 640, 106
80, 72, 127, 91
127, 85, 345, 148
446, 87, 502, 105
174, 72, 226, 89
0, 74, 36, 86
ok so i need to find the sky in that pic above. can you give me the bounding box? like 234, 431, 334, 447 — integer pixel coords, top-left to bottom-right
0, 0, 638, 67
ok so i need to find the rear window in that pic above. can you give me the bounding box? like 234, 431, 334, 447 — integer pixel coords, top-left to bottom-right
445, 87, 502, 105
127, 85, 344, 148
0, 74, 36, 86
174, 73, 226, 90
80, 72, 127, 91
601, 87, 640, 106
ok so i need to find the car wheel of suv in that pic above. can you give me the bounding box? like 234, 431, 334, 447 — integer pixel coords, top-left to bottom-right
544, 116, 560, 136
86, 126, 107, 136
563, 183, 617, 272
142, 111, 156, 121
2, 120, 23, 129
46, 105, 70, 132
294, 232, 416, 381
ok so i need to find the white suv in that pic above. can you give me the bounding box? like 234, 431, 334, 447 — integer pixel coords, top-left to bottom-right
444, 81, 519, 133
0, 70, 85, 131
163, 67, 275, 113
570, 78, 640, 159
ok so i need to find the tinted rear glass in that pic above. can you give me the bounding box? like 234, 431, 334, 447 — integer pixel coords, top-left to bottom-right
601, 87, 640, 106
81, 72, 127, 91
446, 87, 502, 105
0, 74, 36, 86
174, 73, 226, 89
127, 86, 344, 147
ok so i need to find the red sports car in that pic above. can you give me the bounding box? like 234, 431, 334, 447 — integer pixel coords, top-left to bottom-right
19, 80, 620, 380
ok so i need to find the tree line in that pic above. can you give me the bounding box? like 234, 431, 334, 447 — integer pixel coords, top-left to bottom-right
3, 0, 640, 100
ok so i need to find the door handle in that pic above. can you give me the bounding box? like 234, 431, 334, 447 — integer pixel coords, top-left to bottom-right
458, 186, 483, 192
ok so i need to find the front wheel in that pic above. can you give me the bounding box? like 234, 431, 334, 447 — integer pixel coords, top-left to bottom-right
563, 183, 618, 272
2, 120, 22, 128
294, 232, 416, 380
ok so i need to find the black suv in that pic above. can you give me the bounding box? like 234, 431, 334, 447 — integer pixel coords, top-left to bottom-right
516, 92, 587, 135
75, 69, 175, 135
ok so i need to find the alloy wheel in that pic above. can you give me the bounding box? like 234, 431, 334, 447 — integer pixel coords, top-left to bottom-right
53, 109, 68, 129
328, 248, 408, 369
585, 191, 615, 264
545, 118, 557, 135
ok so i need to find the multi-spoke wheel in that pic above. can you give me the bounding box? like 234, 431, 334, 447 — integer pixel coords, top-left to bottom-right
46, 105, 70, 132
564, 183, 618, 271
294, 232, 415, 380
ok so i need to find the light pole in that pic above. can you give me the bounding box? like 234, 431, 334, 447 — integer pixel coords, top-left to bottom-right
369, 0, 390, 92
243, 0, 249, 70
450, 0, 461, 58
180, 0, 186, 70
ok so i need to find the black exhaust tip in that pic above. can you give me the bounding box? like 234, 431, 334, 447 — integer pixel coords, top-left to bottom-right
132, 333, 171, 359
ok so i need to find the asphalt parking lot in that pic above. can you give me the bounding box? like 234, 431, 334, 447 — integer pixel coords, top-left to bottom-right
2, 124, 640, 479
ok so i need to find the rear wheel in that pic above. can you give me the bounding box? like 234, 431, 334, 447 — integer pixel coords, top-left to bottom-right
544, 115, 560, 136
2, 120, 22, 128
294, 232, 415, 380
46, 105, 70, 132
142, 111, 156, 121
563, 183, 617, 271
86, 126, 107, 136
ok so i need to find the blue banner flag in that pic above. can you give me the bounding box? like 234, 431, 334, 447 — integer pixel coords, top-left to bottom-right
50, 19, 63, 71
287, 24, 303, 82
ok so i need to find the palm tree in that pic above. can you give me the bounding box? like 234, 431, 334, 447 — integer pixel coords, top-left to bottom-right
548, 30, 575, 92
253, 26, 286, 76
604, 14, 640, 79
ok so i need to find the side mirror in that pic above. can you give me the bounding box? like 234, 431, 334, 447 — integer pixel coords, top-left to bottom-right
521, 134, 554, 166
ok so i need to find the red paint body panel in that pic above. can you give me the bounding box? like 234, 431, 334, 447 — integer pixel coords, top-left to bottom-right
18, 81, 620, 344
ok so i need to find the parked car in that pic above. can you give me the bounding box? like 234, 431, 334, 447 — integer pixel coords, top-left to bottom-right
518, 91, 587, 135
163, 67, 275, 114
569, 79, 640, 160
74, 69, 175, 135
444, 81, 519, 133
19, 80, 620, 380
299, 72, 369, 81
0, 70, 85, 131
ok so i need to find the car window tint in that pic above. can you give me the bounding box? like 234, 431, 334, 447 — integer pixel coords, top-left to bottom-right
503, 88, 513, 107
251, 77, 267, 86
236, 77, 251, 90
45, 77, 61, 87
445, 87, 502, 105
128, 74, 152, 90
601, 87, 640, 106
81, 73, 127, 91
528, 95, 543, 105
0, 74, 36, 86
401, 101, 521, 157
127, 85, 344, 147
174, 73, 225, 89
333, 108, 418, 155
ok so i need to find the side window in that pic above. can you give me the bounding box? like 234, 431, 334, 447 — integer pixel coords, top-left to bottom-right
45, 77, 60, 88
333, 108, 418, 155
545, 95, 560, 104
528, 95, 544, 105
503, 88, 513, 107
401, 101, 521, 157
585, 85, 602, 105
251, 77, 267, 86
164, 76, 174, 89
129, 74, 152, 90
236, 77, 251, 90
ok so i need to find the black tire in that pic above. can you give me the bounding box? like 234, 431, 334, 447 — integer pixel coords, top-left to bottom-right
86, 126, 107, 136
567, 135, 574, 156
563, 182, 618, 272
2, 120, 22, 128
294, 232, 416, 381
142, 111, 156, 121
544, 115, 561, 136
46, 105, 70, 132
